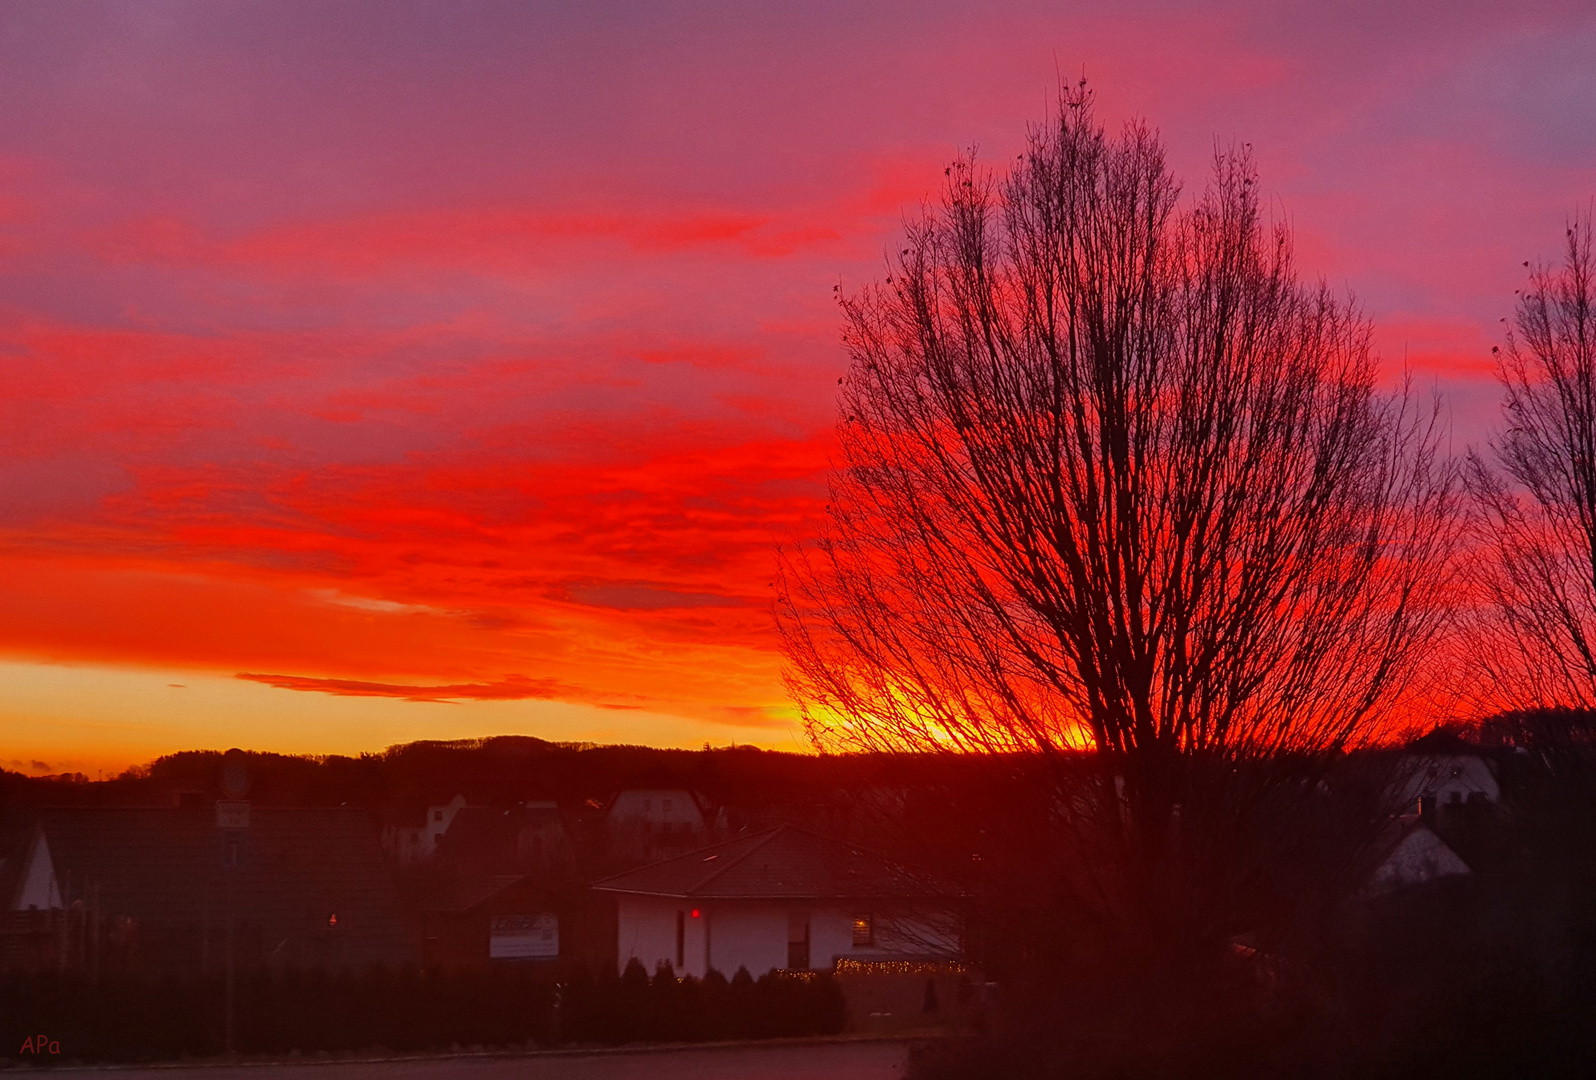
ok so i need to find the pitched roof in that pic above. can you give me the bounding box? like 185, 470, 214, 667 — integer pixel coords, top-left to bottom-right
420, 874, 527, 914
591, 825, 945, 901
2, 806, 414, 968
1355, 816, 1472, 899
1405, 728, 1485, 757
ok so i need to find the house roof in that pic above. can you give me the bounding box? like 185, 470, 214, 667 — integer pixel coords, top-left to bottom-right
420, 874, 527, 914
438, 806, 519, 861
1354, 816, 1472, 899
1, 806, 413, 968
591, 824, 946, 901
435, 804, 566, 870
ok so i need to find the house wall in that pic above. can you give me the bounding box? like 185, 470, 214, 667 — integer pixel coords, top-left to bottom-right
607, 790, 705, 836
425, 795, 469, 857
1396, 754, 1499, 811
13, 833, 62, 912
614, 895, 959, 978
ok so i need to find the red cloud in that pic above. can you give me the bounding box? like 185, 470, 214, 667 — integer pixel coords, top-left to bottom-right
89, 203, 850, 281
236, 672, 574, 703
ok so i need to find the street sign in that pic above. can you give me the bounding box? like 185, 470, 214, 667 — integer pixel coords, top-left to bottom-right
215, 800, 250, 830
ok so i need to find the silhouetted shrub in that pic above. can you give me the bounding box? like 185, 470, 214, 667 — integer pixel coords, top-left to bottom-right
0, 961, 844, 1064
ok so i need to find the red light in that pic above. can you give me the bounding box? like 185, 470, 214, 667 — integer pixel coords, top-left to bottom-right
691, 908, 700, 919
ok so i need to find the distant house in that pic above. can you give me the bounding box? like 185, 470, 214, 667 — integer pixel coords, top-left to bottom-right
420, 874, 558, 970
1359, 817, 1472, 900
436, 802, 569, 874
605, 789, 711, 860
592, 824, 960, 978
382, 794, 470, 864
3, 826, 62, 911
0, 806, 413, 973
608, 789, 706, 839
1394, 731, 1501, 820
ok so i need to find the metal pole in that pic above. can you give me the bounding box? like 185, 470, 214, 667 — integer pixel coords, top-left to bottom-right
224, 866, 235, 1057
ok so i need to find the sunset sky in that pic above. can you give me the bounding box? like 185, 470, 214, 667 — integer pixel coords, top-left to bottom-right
2, 0, 1593, 775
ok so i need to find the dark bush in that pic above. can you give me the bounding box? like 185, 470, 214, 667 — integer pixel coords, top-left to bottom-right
0, 962, 849, 1065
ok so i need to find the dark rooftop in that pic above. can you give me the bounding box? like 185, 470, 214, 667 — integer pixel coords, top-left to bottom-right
590, 824, 945, 901
420, 874, 527, 914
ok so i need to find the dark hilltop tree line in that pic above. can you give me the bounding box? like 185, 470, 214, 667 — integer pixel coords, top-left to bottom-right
0, 736, 951, 817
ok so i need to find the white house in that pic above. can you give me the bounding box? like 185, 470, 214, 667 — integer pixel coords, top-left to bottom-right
383, 794, 470, 864
592, 824, 960, 978
7, 828, 63, 911
606, 789, 706, 840
1393, 735, 1500, 820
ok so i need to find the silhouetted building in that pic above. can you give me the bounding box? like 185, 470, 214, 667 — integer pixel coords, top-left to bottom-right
382, 794, 470, 864
419, 874, 556, 970
436, 802, 570, 875
592, 824, 960, 978
1395, 730, 1501, 824
0, 807, 413, 973
605, 788, 710, 860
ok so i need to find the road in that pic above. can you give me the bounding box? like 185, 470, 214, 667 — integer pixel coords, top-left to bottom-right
46, 1039, 910, 1080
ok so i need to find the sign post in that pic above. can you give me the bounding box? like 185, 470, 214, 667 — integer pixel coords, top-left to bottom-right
217, 749, 250, 1058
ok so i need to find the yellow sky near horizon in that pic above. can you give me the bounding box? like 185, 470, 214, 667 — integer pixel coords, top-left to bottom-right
0, 659, 810, 779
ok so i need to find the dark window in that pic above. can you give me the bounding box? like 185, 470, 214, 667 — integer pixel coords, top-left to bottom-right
434, 810, 444, 822
852, 913, 874, 947
675, 910, 685, 968
787, 912, 810, 970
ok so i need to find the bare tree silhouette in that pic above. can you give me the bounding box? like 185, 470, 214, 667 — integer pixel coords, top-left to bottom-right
1469, 217, 1596, 712
778, 85, 1457, 964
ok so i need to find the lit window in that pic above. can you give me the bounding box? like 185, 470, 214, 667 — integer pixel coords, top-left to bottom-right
852, 913, 874, 947
328, 913, 338, 928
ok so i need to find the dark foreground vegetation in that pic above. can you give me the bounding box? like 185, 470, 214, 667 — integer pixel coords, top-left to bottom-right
0, 960, 845, 1064
904, 713, 1596, 1080
912, 897, 1596, 1080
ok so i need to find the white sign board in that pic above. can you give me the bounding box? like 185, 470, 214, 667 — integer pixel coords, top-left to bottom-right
215, 800, 250, 830
490, 913, 558, 960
